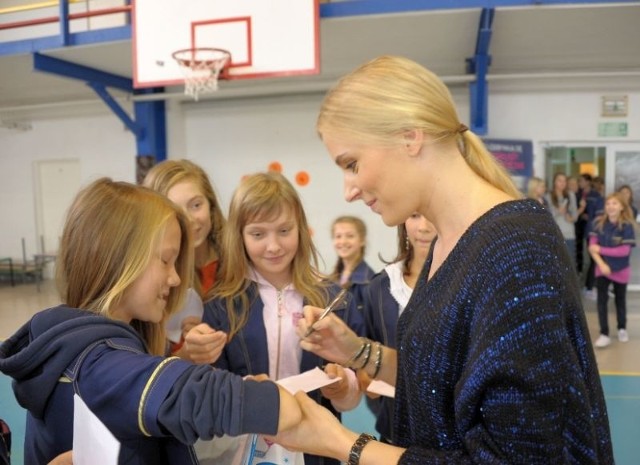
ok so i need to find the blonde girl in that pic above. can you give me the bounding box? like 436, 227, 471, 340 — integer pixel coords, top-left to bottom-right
204, 172, 365, 465
144, 159, 227, 363
526, 176, 547, 206
143, 158, 227, 295
589, 192, 636, 348
0, 178, 301, 464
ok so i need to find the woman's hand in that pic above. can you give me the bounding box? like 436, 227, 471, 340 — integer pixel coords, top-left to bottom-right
268, 391, 357, 460
600, 263, 612, 276
297, 305, 362, 365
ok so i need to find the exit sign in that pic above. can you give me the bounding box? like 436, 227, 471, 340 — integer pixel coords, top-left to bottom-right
598, 122, 628, 137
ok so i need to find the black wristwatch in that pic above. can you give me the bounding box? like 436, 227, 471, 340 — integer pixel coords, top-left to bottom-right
347, 433, 377, 465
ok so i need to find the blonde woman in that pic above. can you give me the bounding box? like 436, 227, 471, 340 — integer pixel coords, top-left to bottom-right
270, 56, 612, 464
0, 178, 301, 464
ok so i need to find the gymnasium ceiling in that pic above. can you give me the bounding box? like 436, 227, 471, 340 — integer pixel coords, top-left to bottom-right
0, 1, 639, 121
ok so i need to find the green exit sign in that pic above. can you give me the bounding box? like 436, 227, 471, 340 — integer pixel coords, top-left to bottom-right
598, 122, 628, 137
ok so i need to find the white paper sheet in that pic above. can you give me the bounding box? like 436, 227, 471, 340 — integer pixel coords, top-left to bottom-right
73, 394, 120, 465
165, 288, 204, 342
276, 367, 340, 394
366, 379, 396, 398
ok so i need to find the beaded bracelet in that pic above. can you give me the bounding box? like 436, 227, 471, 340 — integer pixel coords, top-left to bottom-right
358, 340, 373, 369
371, 342, 382, 379
344, 337, 367, 368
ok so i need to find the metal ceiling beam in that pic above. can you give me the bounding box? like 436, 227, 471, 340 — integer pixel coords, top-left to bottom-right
33, 53, 132, 92
466, 8, 494, 135
33, 53, 165, 163
319, 0, 639, 17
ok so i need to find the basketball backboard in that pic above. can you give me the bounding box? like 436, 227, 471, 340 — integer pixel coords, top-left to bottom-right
132, 0, 319, 89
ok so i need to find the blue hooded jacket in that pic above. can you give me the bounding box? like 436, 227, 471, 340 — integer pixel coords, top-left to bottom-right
0, 306, 281, 465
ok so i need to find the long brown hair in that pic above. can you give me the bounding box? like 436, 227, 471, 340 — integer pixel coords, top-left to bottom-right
143, 159, 226, 300
56, 178, 193, 355
378, 223, 415, 276
550, 172, 569, 208
214, 172, 329, 339
330, 215, 367, 282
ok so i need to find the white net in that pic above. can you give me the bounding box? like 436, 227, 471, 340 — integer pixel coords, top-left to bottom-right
172, 48, 231, 101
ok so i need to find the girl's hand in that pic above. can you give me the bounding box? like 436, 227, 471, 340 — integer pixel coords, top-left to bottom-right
600, 263, 612, 276
181, 316, 202, 338
357, 369, 380, 399
321, 363, 350, 401
297, 306, 362, 364
181, 323, 227, 365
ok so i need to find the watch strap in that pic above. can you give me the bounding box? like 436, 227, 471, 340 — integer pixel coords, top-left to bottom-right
347, 433, 377, 465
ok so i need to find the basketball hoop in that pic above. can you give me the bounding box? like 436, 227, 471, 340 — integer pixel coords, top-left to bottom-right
172, 48, 231, 100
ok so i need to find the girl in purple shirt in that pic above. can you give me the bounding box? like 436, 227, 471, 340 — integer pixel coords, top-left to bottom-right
589, 191, 636, 348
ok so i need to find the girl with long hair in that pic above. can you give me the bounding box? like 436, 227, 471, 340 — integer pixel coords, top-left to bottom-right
143, 159, 227, 364
203, 172, 365, 465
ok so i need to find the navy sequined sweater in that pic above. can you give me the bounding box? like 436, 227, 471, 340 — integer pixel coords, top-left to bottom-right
394, 199, 613, 464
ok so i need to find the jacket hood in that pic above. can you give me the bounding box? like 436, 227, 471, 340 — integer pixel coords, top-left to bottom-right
0, 305, 143, 418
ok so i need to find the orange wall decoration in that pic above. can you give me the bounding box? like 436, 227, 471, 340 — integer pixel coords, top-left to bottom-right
295, 171, 310, 186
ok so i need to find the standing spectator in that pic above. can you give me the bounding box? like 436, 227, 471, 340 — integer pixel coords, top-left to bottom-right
567, 176, 580, 196
618, 184, 638, 220
584, 175, 605, 299
574, 174, 591, 275
545, 172, 578, 268
362, 213, 436, 444
526, 176, 547, 207
589, 192, 636, 348
330, 216, 376, 313
143, 159, 228, 364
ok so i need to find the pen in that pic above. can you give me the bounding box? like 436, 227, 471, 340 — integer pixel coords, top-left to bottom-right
304, 288, 348, 337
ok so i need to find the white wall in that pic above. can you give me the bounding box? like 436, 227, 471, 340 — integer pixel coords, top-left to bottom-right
488, 90, 640, 177
1, 87, 638, 274
0, 106, 135, 260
